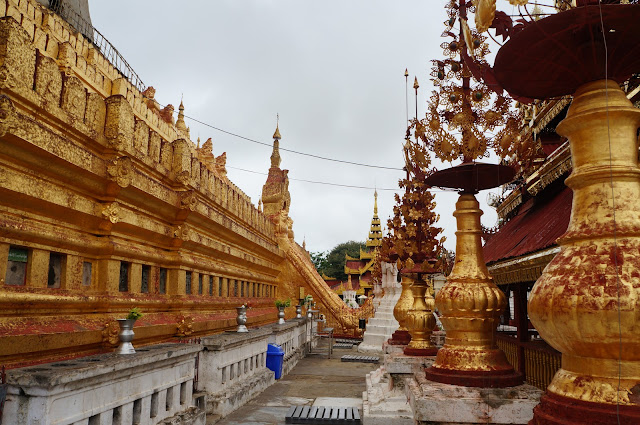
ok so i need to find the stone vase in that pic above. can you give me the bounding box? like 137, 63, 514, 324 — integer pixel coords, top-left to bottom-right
116, 318, 136, 355
295, 305, 302, 319
277, 306, 286, 324
236, 306, 248, 332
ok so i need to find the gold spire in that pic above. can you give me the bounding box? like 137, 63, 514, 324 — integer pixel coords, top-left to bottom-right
404, 68, 409, 78
273, 125, 281, 140
176, 100, 188, 133
367, 190, 382, 249
413, 76, 419, 90
273, 113, 281, 140
374, 190, 378, 216
270, 120, 282, 168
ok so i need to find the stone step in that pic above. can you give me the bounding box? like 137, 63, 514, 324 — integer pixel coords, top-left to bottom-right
340, 355, 379, 364
335, 339, 361, 345
333, 343, 355, 349
285, 405, 361, 424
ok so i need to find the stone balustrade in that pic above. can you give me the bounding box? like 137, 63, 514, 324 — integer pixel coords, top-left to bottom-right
2, 319, 315, 424
266, 318, 314, 375
200, 328, 274, 418
3, 343, 204, 425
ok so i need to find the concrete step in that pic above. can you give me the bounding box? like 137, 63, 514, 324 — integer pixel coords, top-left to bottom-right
286, 405, 361, 424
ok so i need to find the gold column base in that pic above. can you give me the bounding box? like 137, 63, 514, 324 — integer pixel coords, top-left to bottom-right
527, 81, 640, 423
427, 193, 522, 387
404, 276, 438, 356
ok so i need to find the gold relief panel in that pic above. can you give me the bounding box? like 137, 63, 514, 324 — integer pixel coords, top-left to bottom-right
107, 156, 133, 188
104, 95, 135, 151
61, 75, 86, 120
0, 19, 36, 91
84, 92, 106, 136
35, 51, 62, 105
180, 190, 198, 211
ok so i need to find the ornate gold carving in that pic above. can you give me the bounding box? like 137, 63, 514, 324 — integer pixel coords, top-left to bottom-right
173, 224, 190, 241
100, 202, 120, 224
474, 0, 496, 33
431, 194, 515, 373
528, 80, 640, 406
107, 156, 133, 188
104, 95, 135, 151
35, 51, 62, 105
85, 92, 106, 135
404, 276, 437, 352
180, 190, 198, 211
176, 315, 194, 337
0, 19, 36, 91
61, 75, 86, 119
102, 321, 120, 347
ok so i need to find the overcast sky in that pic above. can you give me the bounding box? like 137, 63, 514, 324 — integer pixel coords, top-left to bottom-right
89, 1, 500, 254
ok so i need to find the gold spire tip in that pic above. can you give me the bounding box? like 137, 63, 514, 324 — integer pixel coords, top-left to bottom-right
413, 77, 419, 90
404, 68, 409, 77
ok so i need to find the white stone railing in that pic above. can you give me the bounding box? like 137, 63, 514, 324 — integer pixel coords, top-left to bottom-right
2, 319, 316, 424
199, 327, 273, 417
267, 318, 313, 375
3, 343, 203, 425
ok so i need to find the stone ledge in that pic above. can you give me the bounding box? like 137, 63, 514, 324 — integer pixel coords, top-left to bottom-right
407, 373, 542, 424
6, 343, 200, 389
202, 328, 272, 351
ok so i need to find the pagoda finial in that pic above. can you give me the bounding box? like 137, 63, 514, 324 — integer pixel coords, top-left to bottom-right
273, 113, 281, 140
374, 190, 378, 216
270, 116, 282, 168
176, 99, 188, 133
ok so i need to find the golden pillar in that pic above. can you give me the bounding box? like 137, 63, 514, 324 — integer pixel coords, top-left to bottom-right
403, 275, 438, 356
528, 80, 640, 422
425, 193, 522, 387
388, 276, 413, 345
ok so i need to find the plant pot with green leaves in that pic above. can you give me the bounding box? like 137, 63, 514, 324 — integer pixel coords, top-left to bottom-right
275, 299, 291, 324
116, 308, 143, 355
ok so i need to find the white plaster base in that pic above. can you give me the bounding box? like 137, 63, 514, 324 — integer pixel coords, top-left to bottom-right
206, 368, 275, 418
362, 366, 414, 425
407, 373, 542, 424
385, 351, 435, 375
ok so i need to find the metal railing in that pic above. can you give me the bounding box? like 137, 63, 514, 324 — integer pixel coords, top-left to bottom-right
46, 1, 146, 92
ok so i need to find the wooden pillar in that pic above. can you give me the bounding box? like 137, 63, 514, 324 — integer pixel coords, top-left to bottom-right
513, 284, 529, 378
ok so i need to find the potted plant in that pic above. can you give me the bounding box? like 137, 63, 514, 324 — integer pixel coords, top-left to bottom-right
116, 308, 143, 355
303, 295, 314, 318
275, 299, 291, 324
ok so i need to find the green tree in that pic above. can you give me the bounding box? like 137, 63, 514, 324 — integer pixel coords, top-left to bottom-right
318, 240, 365, 281
310, 251, 327, 272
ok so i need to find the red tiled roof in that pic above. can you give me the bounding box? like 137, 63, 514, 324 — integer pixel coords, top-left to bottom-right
483, 185, 572, 264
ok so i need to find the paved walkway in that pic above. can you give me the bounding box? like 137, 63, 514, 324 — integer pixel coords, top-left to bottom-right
213, 344, 378, 425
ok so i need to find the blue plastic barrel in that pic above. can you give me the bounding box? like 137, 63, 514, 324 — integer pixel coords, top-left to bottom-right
266, 343, 284, 379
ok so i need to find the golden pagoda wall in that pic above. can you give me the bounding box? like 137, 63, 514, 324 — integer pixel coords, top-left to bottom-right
0, 1, 293, 368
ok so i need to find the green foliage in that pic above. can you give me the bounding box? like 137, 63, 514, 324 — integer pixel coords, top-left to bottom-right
274, 299, 291, 308
303, 294, 314, 308
126, 307, 143, 320
310, 251, 328, 271
321, 241, 366, 281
